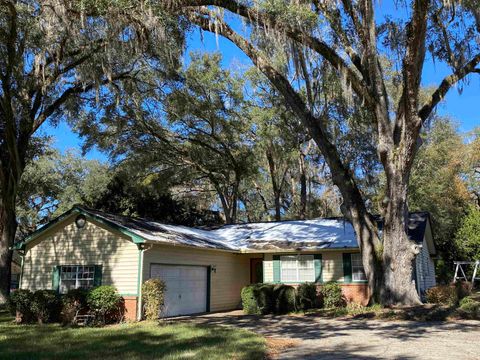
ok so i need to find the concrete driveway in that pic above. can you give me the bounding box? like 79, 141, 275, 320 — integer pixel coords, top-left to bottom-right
175, 311, 480, 359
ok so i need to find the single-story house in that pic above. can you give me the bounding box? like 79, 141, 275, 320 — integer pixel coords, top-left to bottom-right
13, 205, 436, 320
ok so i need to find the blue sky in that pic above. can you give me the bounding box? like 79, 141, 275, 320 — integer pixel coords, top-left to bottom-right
43, 6, 480, 161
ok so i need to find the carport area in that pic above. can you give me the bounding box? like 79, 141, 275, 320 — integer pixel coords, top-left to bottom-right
175, 311, 480, 359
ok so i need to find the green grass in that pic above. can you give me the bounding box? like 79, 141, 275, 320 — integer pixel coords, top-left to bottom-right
0, 309, 266, 360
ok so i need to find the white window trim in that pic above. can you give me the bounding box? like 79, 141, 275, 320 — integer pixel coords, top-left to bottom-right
59, 265, 95, 293
280, 255, 315, 283
351, 253, 367, 282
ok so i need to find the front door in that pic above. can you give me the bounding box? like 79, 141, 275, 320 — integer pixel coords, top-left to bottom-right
250, 258, 263, 283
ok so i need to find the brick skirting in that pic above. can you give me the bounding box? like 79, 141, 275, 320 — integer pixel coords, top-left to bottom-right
338, 283, 370, 306
123, 296, 138, 321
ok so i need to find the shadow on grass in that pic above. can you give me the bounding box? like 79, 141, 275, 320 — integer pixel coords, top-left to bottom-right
0, 310, 265, 360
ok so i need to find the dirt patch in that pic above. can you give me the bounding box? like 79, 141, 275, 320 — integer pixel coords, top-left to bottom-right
265, 337, 300, 359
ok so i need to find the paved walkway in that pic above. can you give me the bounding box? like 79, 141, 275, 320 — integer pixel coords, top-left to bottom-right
175, 311, 480, 359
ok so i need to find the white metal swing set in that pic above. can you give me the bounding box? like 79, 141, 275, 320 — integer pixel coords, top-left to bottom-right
453, 260, 480, 286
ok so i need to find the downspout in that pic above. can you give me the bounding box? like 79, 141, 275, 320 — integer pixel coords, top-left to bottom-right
136, 243, 152, 321
136, 245, 145, 321
18, 250, 25, 289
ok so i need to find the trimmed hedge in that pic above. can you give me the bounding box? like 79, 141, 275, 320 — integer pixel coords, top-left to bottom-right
297, 283, 317, 311
241, 284, 274, 315
8, 289, 34, 324
87, 286, 123, 324
273, 285, 297, 314
142, 279, 166, 320
242, 283, 320, 315
320, 282, 345, 308
31, 290, 62, 324
458, 297, 480, 319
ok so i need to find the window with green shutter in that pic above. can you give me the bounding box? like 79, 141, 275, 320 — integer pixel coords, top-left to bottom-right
54, 265, 102, 293
314, 254, 322, 283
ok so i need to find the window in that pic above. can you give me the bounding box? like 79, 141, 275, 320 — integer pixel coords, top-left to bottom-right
351, 254, 366, 281
280, 255, 315, 283
60, 265, 95, 293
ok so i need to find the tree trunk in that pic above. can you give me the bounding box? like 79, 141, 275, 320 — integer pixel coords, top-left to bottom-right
266, 148, 281, 221
0, 198, 18, 303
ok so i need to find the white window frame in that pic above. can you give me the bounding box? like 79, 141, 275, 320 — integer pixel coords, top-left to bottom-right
280, 255, 315, 283
351, 253, 367, 282
59, 265, 95, 294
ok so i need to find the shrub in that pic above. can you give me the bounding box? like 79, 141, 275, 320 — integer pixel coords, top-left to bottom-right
297, 283, 318, 311
320, 282, 345, 308
273, 284, 297, 314
454, 281, 472, 300
8, 289, 34, 324
142, 279, 166, 320
31, 290, 62, 324
87, 286, 123, 324
61, 288, 89, 324
458, 297, 480, 320
425, 285, 457, 305
241, 284, 274, 315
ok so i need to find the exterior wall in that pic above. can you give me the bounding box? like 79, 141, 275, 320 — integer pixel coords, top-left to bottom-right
123, 296, 138, 321
143, 244, 256, 312
415, 236, 436, 296
21, 215, 140, 297
263, 253, 274, 282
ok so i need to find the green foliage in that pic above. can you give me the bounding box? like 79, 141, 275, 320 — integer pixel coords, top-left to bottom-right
241, 284, 275, 315
61, 288, 89, 324
455, 206, 480, 261
8, 290, 34, 323
87, 286, 122, 323
425, 285, 458, 305
31, 290, 61, 324
142, 279, 166, 320
296, 283, 318, 311
273, 285, 297, 314
320, 282, 345, 308
458, 297, 480, 319
409, 117, 475, 281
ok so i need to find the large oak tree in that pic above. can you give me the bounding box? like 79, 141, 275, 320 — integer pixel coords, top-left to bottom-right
164, 0, 480, 305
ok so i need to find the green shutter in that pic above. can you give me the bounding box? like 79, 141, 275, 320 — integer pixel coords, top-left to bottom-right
94, 265, 103, 287
343, 253, 352, 283
273, 255, 281, 283
52, 266, 60, 292
206, 266, 211, 312
314, 254, 322, 283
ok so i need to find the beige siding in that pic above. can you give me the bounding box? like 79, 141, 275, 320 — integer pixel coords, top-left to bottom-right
143, 245, 255, 312
322, 252, 345, 282
22, 216, 139, 295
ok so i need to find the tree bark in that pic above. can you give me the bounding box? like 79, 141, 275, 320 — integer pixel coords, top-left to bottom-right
266, 148, 281, 221
0, 191, 18, 303
299, 150, 307, 220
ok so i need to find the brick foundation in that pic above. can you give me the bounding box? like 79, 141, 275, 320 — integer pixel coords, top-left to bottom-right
339, 283, 370, 305
123, 296, 138, 321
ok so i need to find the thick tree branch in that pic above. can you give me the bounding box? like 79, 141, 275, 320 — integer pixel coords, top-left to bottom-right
418, 54, 480, 121
174, 0, 374, 107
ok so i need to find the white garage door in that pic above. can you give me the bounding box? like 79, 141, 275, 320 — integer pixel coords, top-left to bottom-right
150, 264, 208, 317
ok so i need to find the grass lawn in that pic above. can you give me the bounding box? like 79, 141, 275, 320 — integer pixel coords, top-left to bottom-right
0, 309, 266, 360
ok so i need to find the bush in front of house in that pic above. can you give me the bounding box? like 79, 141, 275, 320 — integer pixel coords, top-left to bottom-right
241, 284, 274, 315
425, 285, 458, 306
457, 296, 480, 320
87, 285, 123, 324
297, 283, 318, 311
142, 279, 166, 320
273, 284, 297, 314
61, 288, 89, 324
8, 289, 34, 324
31, 290, 62, 324
320, 282, 345, 308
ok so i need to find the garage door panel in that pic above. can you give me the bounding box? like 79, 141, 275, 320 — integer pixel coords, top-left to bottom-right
150, 264, 207, 317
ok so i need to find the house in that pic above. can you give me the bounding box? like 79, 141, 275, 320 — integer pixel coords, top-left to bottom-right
13, 205, 436, 320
